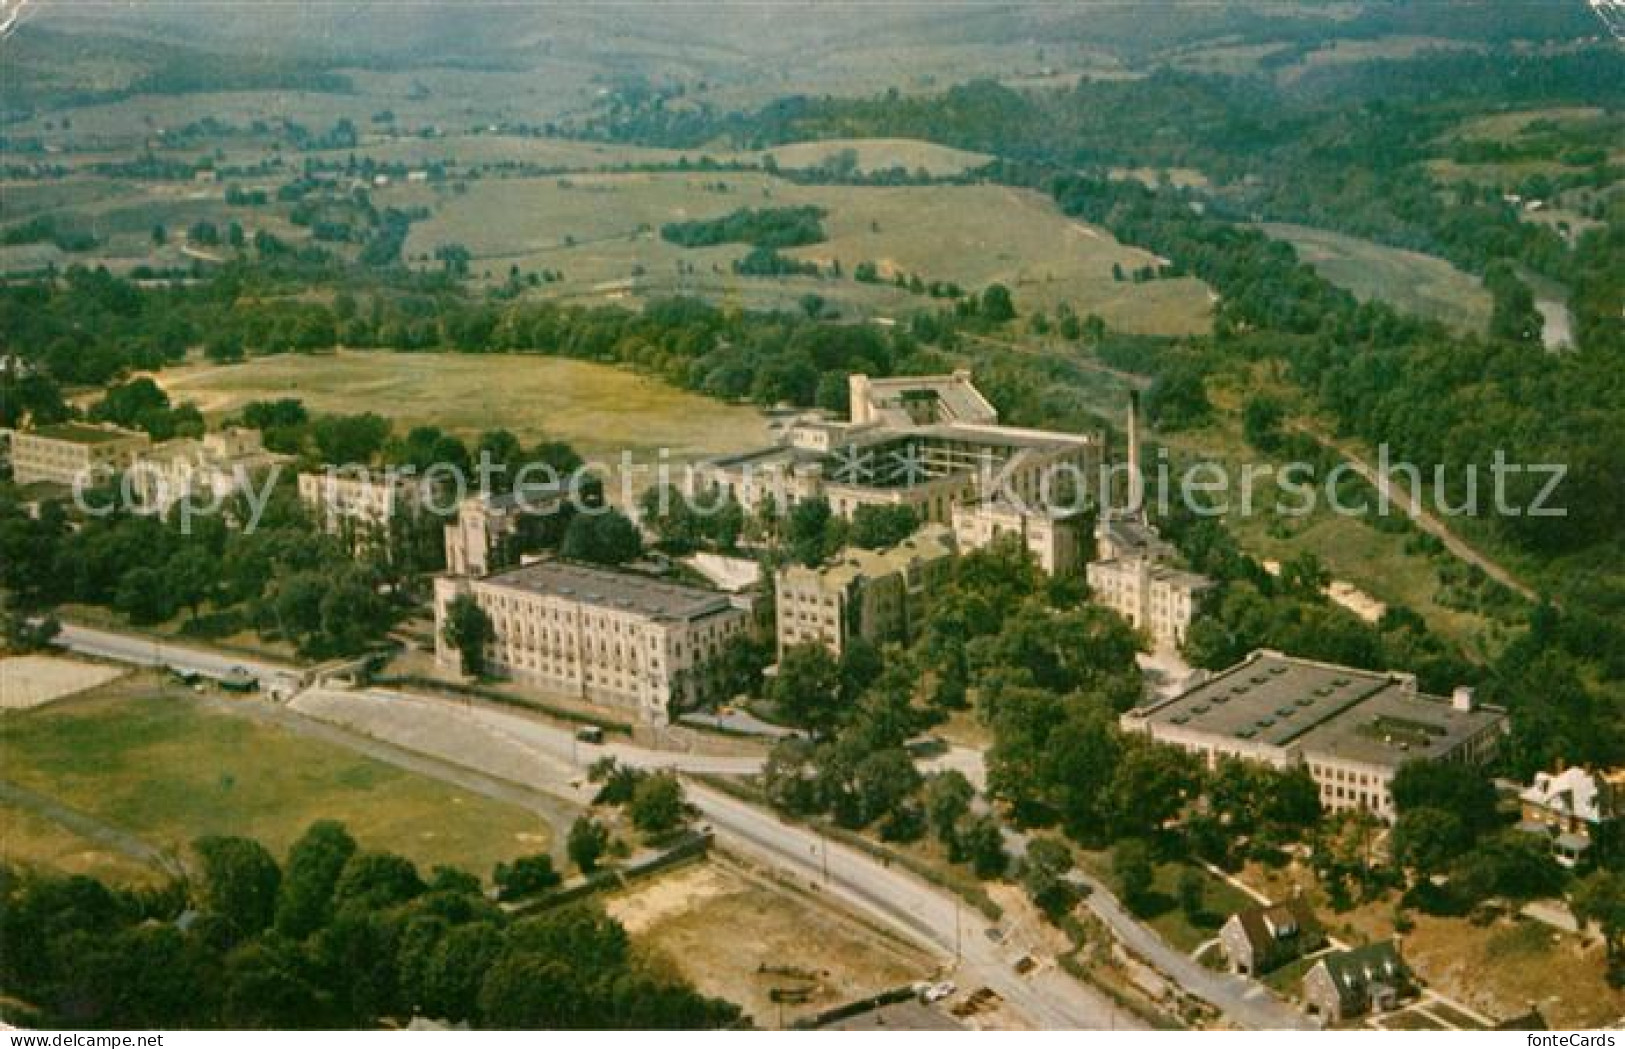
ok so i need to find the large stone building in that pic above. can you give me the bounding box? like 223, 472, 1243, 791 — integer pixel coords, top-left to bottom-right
298, 468, 436, 548
7, 422, 150, 487
951, 498, 1087, 577
775, 525, 956, 658
443, 488, 566, 577
1518, 765, 1624, 867
692, 371, 1099, 527
433, 561, 751, 726
1086, 393, 1212, 644
1120, 650, 1508, 821
128, 428, 289, 513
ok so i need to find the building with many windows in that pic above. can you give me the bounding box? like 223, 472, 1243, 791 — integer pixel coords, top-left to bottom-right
298, 468, 439, 551
1120, 650, 1508, 821
692, 372, 1099, 526
1085, 393, 1212, 645
7, 422, 151, 487
443, 488, 567, 577
128, 428, 289, 514
951, 498, 1087, 577
433, 561, 751, 726
774, 525, 957, 658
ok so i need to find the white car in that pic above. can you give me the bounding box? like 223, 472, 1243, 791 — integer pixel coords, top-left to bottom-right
922, 982, 956, 1004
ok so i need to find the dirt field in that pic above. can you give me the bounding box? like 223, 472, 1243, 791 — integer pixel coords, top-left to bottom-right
397, 172, 1212, 334
156, 350, 772, 461
0, 679, 554, 878
0, 655, 126, 711
610, 857, 937, 1028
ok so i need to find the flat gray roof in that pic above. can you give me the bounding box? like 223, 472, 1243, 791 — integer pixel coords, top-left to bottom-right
1134, 651, 1503, 767
483, 560, 734, 621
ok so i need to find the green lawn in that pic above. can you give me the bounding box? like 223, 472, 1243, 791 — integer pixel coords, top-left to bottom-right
400, 172, 1213, 334
0, 683, 552, 881
157, 349, 772, 462
1256, 222, 1491, 335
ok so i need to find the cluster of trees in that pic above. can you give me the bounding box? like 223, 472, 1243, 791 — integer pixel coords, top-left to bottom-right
0, 822, 739, 1029
659, 205, 827, 249
0, 478, 395, 658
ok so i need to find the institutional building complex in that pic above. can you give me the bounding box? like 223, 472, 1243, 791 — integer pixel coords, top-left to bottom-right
433, 560, 751, 726
443, 488, 566, 577
129, 428, 288, 513
298, 468, 436, 548
951, 498, 1086, 577
692, 371, 1099, 531
1121, 649, 1508, 821
7, 422, 151, 487
774, 524, 956, 657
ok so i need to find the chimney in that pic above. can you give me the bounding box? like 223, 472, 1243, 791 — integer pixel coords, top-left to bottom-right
1452, 686, 1476, 712
1126, 391, 1143, 516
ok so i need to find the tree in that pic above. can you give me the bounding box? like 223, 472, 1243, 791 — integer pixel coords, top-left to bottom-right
311, 413, 391, 465
1391, 763, 1499, 838
1392, 808, 1471, 881
443, 593, 493, 678
852, 748, 922, 826
848, 504, 919, 550
629, 773, 686, 836
1177, 868, 1206, 922
1021, 835, 1076, 918
567, 817, 610, 874
194, 835, 282, 939
332, 852, 424, 912
477, 954, 576, 1028
116, 565, 177, 624
980, 283, 1016, 323
1572, 870, 1625, 984
768, 643, 844, 734
960, 815, 1008, 879
560, 508, 642, 566
275, 820, 357, 940
166, 547, 217, 623
1112, 838, 1154, 910
493, 855, 562, 901
786, 496, 839, 567
923, 771, 975, 846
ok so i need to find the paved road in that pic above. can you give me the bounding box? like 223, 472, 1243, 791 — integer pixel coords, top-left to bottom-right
290, 685, 1136, 1029
48, 624, 1297, 1028
54, 621, 305, 696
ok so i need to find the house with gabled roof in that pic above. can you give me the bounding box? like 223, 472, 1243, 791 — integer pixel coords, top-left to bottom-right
1302, 940, 1414, 1024
1220, 896, 1323, 975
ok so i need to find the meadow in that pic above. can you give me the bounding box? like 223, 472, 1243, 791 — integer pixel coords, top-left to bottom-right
156, 349, 773, 461
1256, 222, 1492, 335
0, 681, 552, 880
399, 172, 1213, 333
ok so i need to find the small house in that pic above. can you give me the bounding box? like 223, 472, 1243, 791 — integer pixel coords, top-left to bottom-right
1302, 941, 1413, 1024
1220, 896, 1322, 975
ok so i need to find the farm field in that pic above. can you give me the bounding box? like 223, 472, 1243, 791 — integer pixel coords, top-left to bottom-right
609, 858, 936, 1027
155, 350, 773, 461
0, 679, 553, 879
397, 172, 1213, 333
1256, 222, 1492, 335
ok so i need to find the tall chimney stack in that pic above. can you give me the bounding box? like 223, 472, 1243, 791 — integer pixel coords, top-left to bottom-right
1126, 390, 1143, 516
